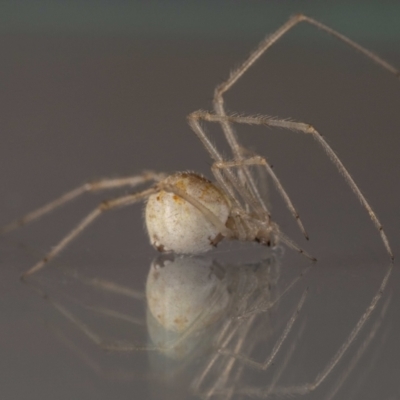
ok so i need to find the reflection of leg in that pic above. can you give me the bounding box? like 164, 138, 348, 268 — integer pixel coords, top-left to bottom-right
324, 296, 390, 400
237, 265, 312, 320
51, 288, 145, 327
217, 289, 308, 371
191, 318, 239, 394
209, 264, 287, 397
301, 264, 393, 394
21, 187, 156, 279
264, 321, 307, 398
56, 266, 145, 300
1, 171, 164, 234
28, 267, 235, 357
263, 263, 393, 397
213, 320, 307, 399
205, 314, 259, 399
193, 262, 309, 396
27, 280, 160, 353
47, 323, 149, 382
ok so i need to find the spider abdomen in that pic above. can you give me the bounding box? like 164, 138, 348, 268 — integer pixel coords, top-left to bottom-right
145, 172, 230, 254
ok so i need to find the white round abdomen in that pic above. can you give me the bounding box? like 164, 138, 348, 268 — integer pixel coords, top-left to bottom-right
145, 172, 230, 254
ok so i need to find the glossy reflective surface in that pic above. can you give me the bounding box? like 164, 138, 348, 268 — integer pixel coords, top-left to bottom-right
1, 3, 400, 399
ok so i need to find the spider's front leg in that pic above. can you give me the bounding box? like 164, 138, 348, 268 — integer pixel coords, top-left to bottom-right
213, 156, 309, 240
21, 188, 156, 279
210, 155, 316, 261
191, 110, 394, 261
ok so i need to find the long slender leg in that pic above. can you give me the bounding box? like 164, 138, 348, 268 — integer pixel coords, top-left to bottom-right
270, 262, 393, 397
191, 319, 239, 394
213, 14, 399, 160
210, 166, 259, 241
190, 112, 315, 260
262, 320, 307, 398
305, 264, 392, 392
189, 116, 278, 245
205, 314, 259, 398
237, 264, 312, 320
39, 278, 146, 326
57, 267, 146, 300
1, 171, 165, 234
212, 154, 315, 260
46, 294, 158, 352
213, 156, 309, 239
218, 288, 308, 371
190, 110, 394, 260
211, 262, 393, 398
241, 146, 271, 210
324, 301, 389, 400
46, 323, 146, 381
35, 282, 146, 327
215, 13, 400, 111
187, 116, 268, 221
211, 15, 399, 234
21, 187, 157, 279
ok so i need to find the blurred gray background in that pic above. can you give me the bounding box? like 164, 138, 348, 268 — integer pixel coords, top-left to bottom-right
0, 1, 399, 399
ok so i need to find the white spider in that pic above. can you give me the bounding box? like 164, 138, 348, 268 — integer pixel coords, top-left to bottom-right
2, 14, 397, 279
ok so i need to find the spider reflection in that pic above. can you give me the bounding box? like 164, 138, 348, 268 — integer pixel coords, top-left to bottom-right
23, 251, 392, 399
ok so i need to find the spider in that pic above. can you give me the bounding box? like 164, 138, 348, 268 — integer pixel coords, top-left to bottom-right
2, 14, 397, 279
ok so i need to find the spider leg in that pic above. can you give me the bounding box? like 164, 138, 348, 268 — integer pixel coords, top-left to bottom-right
213, 14, 399, 161
210, 263, 392, 398
237, 264, 312, 320
191, 317, 239, 394
268, 263, 393, 397
40, 278, 145, 326
277, 230, 316, 261
191, 111, 394, 261
1, 171, 165, 234
58, 267, 146, 300
30, 267, 234, 358
205, 314, 259, 398
324, 306, 389, 400
304, 263, 392, 392
214, 156, 309, 240
21, 187, 157, 279
34, 284, 158, 352
239, 145, 271, 209
218, 288, 308, 371
210, 15, 399, 241
187, 116, 270, 219
203, 295, 307, 398
214, 14, 400, 120
189, 113, 315, 260
194, 262, 310, 397
188, 115, 276, 245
